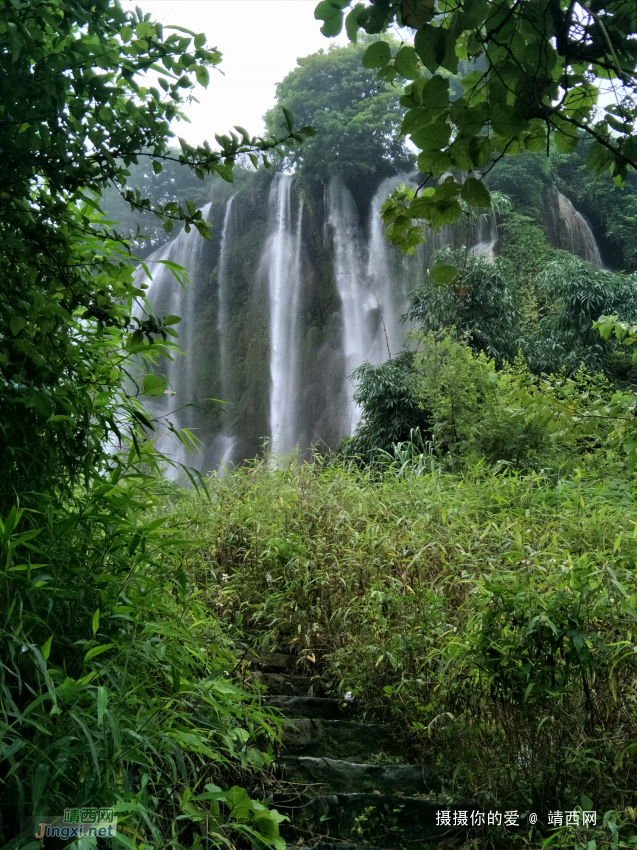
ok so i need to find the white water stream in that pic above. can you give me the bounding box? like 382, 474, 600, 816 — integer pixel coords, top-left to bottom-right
262, 174, 304, 456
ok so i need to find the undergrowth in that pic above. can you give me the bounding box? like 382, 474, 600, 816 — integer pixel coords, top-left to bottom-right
178, 458, 637, 839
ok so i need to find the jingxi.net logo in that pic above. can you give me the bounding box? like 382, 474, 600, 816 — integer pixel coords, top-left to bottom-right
34, 807, 117, 839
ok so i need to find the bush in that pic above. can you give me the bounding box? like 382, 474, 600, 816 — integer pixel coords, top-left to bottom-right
343, 352, 431, 462
0, 453, 287, 849
179, 459, 637, 825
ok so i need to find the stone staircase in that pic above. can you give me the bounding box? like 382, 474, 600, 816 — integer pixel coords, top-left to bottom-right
249, 652, 462, 850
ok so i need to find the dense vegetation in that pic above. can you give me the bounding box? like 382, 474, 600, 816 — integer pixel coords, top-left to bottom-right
4, 0, 637, 848
178, 457, 637, 847
0, 1, 308, 847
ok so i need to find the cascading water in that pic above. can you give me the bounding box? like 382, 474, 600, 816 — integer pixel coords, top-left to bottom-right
217, 196, 235, 406
262, 174, 304, 456
328, 177, 372, 434
135, 202, 213, 477
366, 173, 422, 362
126, 172, 610, 477
547, 188, 603, 268
470, 210, 498, 262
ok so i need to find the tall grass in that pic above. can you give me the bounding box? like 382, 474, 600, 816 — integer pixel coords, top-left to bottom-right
0, 449, 287, 850
180, 457, 637, 832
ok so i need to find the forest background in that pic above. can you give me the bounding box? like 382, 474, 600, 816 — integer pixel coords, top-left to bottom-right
3, 1, 637, 849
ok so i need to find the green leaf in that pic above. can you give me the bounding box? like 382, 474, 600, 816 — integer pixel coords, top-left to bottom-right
142, 374, 168, 397
41, 636, 53, 661
394, 46, 420, 80
411, 121, 451, 149
361, 40, 392, 69
415, 25, 457, 73
10, 316, 27, 336
194, 32, 205, 49
417, 148, 453, 177
225, 786, 253, 820
429, 263, 458, 284
345, 3, 365, 42
281, 106, 294, 132
460, 176, 492, 208
152, 160, 163, 174
97, 686, 107, 726
314, 0, 348, 37
92, 608, 99, 635
491, 104, 529, 137
84, 643, 116, 662
195, 66, 209, 87
463, 0, 489, 27
468, 134, 493, 167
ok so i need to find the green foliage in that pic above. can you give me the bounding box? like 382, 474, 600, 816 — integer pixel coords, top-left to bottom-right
343, 353, 431, 462
486, 153, 552, 217
264, 38, 413, 199
407, 330, 550, 468
495, 211, 557, 334
316, 0, 637, 251
0, 464, 285, 847
181, 458, 637, 822
407, 248, 519, 364
527, 257, 637, 377
0, 1, 309, 845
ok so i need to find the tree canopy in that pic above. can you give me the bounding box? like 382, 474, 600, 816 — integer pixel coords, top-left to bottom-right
314, 0, 637, 258
0, 0, 312, 504
265, 38, 413, 196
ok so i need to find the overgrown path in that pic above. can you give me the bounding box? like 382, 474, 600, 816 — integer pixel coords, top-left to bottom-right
251, 651, 463, 849
185, 460, 637, 848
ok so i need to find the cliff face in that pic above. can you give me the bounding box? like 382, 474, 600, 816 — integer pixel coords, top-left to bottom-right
136, 169, 606, 477
544, 186, 603, 268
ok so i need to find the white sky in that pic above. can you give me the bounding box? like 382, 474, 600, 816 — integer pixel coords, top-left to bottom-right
128, 1, 349, 146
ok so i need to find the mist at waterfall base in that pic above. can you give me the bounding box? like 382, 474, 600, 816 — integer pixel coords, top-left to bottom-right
134, 175, 602, 479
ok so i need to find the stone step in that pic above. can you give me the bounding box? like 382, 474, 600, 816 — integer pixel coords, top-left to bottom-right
282, 719, 406, 762
280, 757, 438, 796
286, 844, 381, 850
275, 791, 460, 847
265, 696, 360, 720
256, 652, 299, 670
251, 671, 328, 697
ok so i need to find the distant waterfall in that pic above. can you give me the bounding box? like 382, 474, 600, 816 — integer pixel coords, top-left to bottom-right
328, 177, 371, 434
217, 196, 235, 405
135, 202, 213, 476
262, 174, 304, 456
366, 173, 425, 362
547, 188, 603, 268
471, 210, 498, 262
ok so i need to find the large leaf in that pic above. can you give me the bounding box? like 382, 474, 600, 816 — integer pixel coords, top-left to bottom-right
361, 40, 392, 69
142, 374, 168, 397
490, 104, 530, 137
411, 121, 452, 149
415, 25, 458, 73
394, 45, 421, 80
400, 0, 435, 28
429, 263, 459, 285
314, 0, 348, 36
460, 176, 492, 208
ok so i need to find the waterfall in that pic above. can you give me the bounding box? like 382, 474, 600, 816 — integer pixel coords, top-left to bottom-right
327, 177, 372, 434
470, 210, 498, 262
547, 188, 603, 268
217, 196, 235, 407
262, 174, 304, 456
366, 173, 421, 362
135, 202, 213, 476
